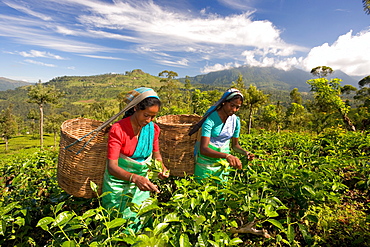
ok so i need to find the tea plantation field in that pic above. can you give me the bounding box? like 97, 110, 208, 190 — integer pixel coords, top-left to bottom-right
1, 129, 369, 246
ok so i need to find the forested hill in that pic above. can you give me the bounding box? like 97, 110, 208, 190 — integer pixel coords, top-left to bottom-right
180, 66, 360, 91
0, 69, 171, 120
0, 77, 34, 91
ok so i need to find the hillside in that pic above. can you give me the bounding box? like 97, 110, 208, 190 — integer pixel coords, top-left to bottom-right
0, 77, 34, 91
0, 67, 361, 121
181, 66, 360, 91
0, 70, 172, 121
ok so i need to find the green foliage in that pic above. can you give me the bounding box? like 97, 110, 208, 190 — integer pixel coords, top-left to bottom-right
0, 104, 18, 150
1, 130, 369, 246
310, 66, 334, 78
363, 0, 370, 15
307, 77, 357, 132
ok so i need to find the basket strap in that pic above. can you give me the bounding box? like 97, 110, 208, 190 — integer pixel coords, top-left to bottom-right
65, 90, 157, 154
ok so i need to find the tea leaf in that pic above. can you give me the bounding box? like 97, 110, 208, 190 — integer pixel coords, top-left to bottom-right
267, 219, 284, 230
36, 217, 55, 231
153, 222, 169, 236
105, 218, 126, 229
179, 233, 191, 247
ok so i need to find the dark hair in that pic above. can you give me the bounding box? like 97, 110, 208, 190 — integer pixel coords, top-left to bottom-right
123, 97, 161, 118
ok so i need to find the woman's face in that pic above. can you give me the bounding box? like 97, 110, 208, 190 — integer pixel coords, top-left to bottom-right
222, 98, 242, 116
134, 105, 160, 128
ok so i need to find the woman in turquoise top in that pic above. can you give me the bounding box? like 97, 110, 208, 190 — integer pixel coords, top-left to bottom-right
191, 88, 255, 182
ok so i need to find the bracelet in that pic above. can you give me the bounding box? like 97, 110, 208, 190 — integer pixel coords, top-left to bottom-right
225, 154, 231, 159
129, 173, 134, 183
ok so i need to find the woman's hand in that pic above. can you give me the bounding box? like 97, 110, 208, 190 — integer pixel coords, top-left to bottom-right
226, 154, 242, 169
131, 174, 160, 193
246, 151, 255, 161
158, 166, 170, 180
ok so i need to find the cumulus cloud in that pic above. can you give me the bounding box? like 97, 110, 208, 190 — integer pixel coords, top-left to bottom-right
201, 62, 241, 73
2, 0, 369, 77
301, 30, 370, 76
216, 29, 370, 76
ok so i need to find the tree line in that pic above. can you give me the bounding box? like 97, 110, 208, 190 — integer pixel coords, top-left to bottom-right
0, 67, 369, 151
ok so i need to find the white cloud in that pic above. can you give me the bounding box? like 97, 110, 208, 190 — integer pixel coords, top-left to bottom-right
239, 48, 302, 71
159, 58, 190, 67
2, 0, 369, 77
18, 50, 65, 60
24, 59, 56, 67
301, 30, 370, 76
201, 62, 241, 73
81, 55, 125, 60
0, 16, 121, 53
217, 0, 256, 11
4, 1, 53, 21
206, 30, 370, 76
56, 0, 303, 52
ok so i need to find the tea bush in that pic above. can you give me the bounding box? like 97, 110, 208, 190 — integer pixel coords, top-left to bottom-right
0, 131, 369, 246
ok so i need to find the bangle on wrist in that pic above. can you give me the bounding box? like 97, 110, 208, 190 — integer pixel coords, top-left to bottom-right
225, 154, 231, 159
129, 173, 134, 183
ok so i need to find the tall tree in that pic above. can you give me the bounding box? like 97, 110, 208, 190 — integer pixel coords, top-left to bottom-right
289, 88, 302, 104
354, 75, 370, 130
285, 103, 308, 131
244, 85, 269, 134
307, 77, 356, 131
27, 109, 39, 136
259, 103, 284, 132
0, 105, 18, 151
310, 66, 334, 78
363, 0, 370, 15
45, 114, 65, 149
358, 75, 370, 87
158, 70, 180, 114
27, 82, 64, 149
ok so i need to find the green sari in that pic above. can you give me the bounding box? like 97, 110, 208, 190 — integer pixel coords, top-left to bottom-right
102, 121, 154, 230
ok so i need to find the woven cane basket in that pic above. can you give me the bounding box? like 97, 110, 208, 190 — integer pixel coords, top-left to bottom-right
57, 118, 109, 198
156, 114, 201, 177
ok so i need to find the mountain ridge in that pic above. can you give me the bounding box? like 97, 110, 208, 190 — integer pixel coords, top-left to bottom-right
0, 77, 34, 91
1, 66, 362, 92
179, 66, 361, 92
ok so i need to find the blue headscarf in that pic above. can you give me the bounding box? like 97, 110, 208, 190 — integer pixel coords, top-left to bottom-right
188, 88, 243, 136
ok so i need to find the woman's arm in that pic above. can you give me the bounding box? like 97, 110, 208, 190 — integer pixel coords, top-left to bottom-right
107, 159, 159, 192
199, 136, 242, 169
231, 137, 255, 161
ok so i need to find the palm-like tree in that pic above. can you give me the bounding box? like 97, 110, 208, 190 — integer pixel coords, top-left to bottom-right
364, 0, 370, 15
27, 82, 64, 149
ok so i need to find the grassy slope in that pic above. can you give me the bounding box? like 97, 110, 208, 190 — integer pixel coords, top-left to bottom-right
0, 134, 58, 158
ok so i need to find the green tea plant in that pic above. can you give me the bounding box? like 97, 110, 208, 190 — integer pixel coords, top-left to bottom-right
1, 130, 369, 246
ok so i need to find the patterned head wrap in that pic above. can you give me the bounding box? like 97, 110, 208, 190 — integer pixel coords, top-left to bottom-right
124, 87, 159, 104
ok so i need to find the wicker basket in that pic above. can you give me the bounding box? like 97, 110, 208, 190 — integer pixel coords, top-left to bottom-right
156, 114, 201, 177
57, 118, 110, 198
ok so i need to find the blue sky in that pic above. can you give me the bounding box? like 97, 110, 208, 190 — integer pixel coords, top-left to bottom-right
0, 0, 369, 83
